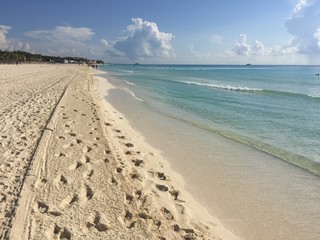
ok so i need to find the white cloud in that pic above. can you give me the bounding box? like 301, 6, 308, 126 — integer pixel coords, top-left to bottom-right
285, 0, 320, 54
104, 18, 174, 60
0, 25, 11, 49
226, 34, 251, 56
224, 0, 320, 62
274, 40, 300, 55
252, 40, 272, 56
314, 28, 320, 48
0, 25, 30, 51
26, 26, 95, 56
101, 38, 124, 57
226, 34, 301, 58
188, 44, 201, 58
27, 26, 94, 43
292, 0, 309, 14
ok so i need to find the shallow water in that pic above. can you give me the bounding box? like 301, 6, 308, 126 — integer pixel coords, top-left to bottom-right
102, 65, 320, 175
100, 65, 320, 240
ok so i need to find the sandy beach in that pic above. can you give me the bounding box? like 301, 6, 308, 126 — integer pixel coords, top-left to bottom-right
0, 64, 240, 240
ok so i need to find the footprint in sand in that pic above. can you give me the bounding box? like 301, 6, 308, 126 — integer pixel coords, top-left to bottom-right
86, 213, 108, 232
175, 203, 185, 214
83, 169, 94, 180
86, 146, 92, 153
126, 221, 137, 229
138, 212, 149, 220
125, 151, 132, 155
111, 176, 118, 185
124, 210, 133, 220
156, 184, 169, 192
173, 224, 181, 232
69, 195, 79, 206
157, 172, 167, 180
132, 159, 143, 167
130, 172, 142, 181
85, 155, 91, 163
53, 225, 71, 240
135, 190, 143, 199
85, 185, 94, 200
59, 194, 79, 209
57, 175, 68, 185
125, 193, 133, 203
125, 143, 134, 148
69, 161, 83, 170
161, 207, 174, 220
37, 201, 49, 214
49, 211, 62, 217
169, 189, 180, 200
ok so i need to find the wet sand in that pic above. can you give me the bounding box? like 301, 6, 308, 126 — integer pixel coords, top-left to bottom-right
103, 72, 320, 240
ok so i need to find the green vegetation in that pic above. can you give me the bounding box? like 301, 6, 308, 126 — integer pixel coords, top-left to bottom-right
0, 50, 104, 64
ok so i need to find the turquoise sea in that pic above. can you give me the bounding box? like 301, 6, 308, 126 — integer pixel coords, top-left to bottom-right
101, 64, 320, 176
99, 64, 320, 240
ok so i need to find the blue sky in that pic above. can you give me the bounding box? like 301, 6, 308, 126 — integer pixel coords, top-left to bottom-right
1, 0, 320, 64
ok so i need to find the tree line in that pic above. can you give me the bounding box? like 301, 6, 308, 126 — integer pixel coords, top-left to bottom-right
0, 50, 104, 65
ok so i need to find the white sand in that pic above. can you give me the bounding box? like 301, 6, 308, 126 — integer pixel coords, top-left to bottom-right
0, 64, 240, 240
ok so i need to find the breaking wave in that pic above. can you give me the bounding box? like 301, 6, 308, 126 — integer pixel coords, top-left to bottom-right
121, 88, 144, 102
181, 81, 320, 100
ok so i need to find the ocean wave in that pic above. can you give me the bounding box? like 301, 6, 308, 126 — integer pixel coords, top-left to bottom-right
182, 81, 262, 92
262, 89, 320, 100
119, 70, 134, 74
182, 81, 320, 100
307, 94, 320, 98
121, 88, 144, 102
123, 80, 135, 85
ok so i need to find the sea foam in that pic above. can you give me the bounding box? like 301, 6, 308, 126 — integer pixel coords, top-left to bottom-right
121, 88, 144, 102
182, 81, 262, 92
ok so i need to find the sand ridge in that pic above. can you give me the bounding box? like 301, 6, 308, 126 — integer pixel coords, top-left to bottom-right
0, 64, 240, 240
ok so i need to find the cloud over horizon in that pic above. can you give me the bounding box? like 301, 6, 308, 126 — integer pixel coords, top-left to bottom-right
27, 26, 94, 43
0, 25, 30, 51
225, 34, 272, 57
284, 0, 320, 54
102, 18, 174, 60
225, 0, 320, 60
26, 26, 95, 56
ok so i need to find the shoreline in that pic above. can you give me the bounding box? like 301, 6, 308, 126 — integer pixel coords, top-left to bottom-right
94, 72, 241, 239
1, 64, 239, 239
99, 67, 320, 240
